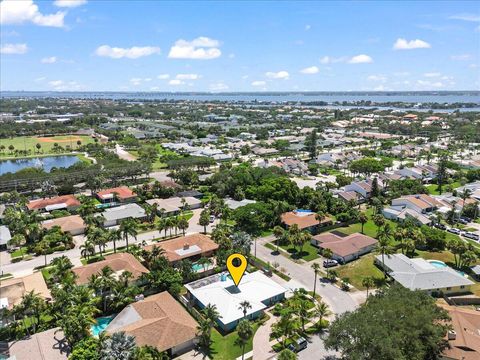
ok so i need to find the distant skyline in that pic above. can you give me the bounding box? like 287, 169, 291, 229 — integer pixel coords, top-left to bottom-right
1, 0, 479, 92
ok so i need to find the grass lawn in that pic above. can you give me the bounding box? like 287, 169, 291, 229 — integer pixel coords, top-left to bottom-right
415, 250, 456, 265
332, 208, 397, 239
336, 254, 385, 290
279, 241, 320, 261
426, 181, 461, 195
0, 135, 94, 158
209, 323, 260, 360
11, 247, 29, 258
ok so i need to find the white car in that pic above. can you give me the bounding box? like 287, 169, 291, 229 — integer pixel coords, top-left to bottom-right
447, 228, 461, 235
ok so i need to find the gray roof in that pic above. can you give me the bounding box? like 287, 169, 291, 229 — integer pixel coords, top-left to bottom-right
101, 203, 146, 222
471, 265, 480, 275
376, 254, 473, 291
224, 198, 256, 210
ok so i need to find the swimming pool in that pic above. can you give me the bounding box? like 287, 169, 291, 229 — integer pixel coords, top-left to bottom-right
91, 315, 115, 336
429, 260, 447, 268
192, 263, 204, 272
295, 209, 313, 213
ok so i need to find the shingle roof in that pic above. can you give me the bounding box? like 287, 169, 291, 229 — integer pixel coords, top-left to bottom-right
101, 203, 146, 222
144, 233, 218, 262
96, 186, 136, 200
313, 232, 377, 257
105, 292, 197, 352
72, 253, 149, 285
0, 272, 51, 309
41, 215, 85, 233
7, 327, 70, 360
281, 211, 332, 230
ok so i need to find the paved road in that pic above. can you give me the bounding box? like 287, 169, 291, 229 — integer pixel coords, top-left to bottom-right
298, 333, 339, 360
254, 236, 359, 315
0, 209, 216, 277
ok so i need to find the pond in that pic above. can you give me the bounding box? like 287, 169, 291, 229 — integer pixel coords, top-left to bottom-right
0, 155, 80, 175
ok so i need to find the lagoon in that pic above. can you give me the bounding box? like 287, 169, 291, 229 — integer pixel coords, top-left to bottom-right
0, 155, 80, 175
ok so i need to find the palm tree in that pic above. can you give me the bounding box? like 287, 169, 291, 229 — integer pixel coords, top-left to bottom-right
80, 239, 96, 260
197, 256, 212, 272
376, 231, 393, 278
100, 331, 137, 360
461, 189, 472, 215
157, 218, 167, 239
202, 303, 221, 326
238, 300, 252, 319
313, 301, 331, 330
177, 216, 189, 236
49, 255, 73, 283
199, 208, 210, 234
236, 319, 253, 360
107, 228, 122, 254
273, 225, 287, 254
277, 349, 297, 360
119, 218, 138, 250
196, 318, 212, 349
271, 312, 299, 349
311, 262, 321, 299
362, 277, 375, 298
358, 212, 368, 234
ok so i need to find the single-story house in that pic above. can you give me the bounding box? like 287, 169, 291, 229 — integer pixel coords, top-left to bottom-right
41, 215, 86, 235
100, 203, 147, 227
177, 190, 203, 199
27, 195, 81, 212
391, 194, 442, 214
224, 198, 256, 210
144, 233, 218, 265
105, 292, 198, 356
0, 272, 51, 311
281, 210, 333, 233
337, 190, 362, 203
4, 327, 70, 360
382, 207, 432, 226
311, 232, 377, 263
185, 271, 287, 331
438, 303, 480, 360
0, 225, 12, 250
146, 196, 202, 216
375, 254, 474, 295
72, 253, 149, 286
95, 186, 136, 204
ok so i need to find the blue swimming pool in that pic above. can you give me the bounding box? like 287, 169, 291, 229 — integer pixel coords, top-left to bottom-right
428, 260, 466, 276
295, 209, 313, 213
91, 315, 115, 336
192, 263, 204, 272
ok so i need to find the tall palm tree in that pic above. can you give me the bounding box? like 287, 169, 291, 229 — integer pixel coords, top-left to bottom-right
376, 232, 393, 278
311, 262, 321, 299
238, 300, 252, 319
119, 218, 138, 251
80, 239, 96, 260
362, 277, 375, 298
461, 189, 472, 216
236, 319, 253, 360
107, 228, 122, 254
202, 303, 221, 326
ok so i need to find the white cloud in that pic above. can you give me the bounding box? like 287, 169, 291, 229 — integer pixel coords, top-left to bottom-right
1, 43, 28, 54
0, 0, 65, 27
348, 54, 373, 64
41, 56, 57, 64
251, 80, 266, 86
300, 66, 319, 74
130, 78, 142, 86
450, 54, 471, 61
176, 73, 200, 80
393, 38, 431, 50
423, 72, 441, 78
48, 80, 83, 90
367, 74, 387, 82
35, 76, 46, 82
416, 79, 445, 88
320, 55, 372, 64
449, 14, 480, 22
265, 71, 289, 79
95, 45, 160, 59
305, 24, 311, 31
157, 74, 170, 80
54, 0, 87, 8
210, 82, 229, 91
169, 79, 184, 86
168, 36, 221, 60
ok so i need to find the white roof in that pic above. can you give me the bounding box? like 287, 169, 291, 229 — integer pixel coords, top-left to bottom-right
146, 196, 201, 213
224, 198, 256, 210
377, 254, 473, 291
0, 225, 11, 245
186, 271, 286, 325
101, 203, 146, 222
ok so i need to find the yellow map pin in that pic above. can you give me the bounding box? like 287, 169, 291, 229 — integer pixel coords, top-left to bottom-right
226, 253, 247, 286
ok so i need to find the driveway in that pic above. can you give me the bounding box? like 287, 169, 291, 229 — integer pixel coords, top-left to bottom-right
187, 208, 219, 235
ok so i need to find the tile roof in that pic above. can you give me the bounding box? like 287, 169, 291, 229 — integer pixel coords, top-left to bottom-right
281, 211, 332, 230
105, 292, 197, 352
96, 186, 136, 200
313, 232, 377, 257
0, 272, 51, 310
41, 215, 86, 233
72, 253, 149, 285
144, 233, 218, 262
27, 195, 80, 211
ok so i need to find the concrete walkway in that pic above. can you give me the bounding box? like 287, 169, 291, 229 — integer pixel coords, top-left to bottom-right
252, 312, 277, 360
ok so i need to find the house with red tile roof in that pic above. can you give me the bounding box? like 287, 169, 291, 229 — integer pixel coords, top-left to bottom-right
281, 210, 333, 233
27, 195, 81, 212
95, 186, 136, 204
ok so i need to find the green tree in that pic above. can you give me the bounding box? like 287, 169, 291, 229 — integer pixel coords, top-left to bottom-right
238, 300, 252, 319
236, 319, 254, 360
100, 331, 137, 360
311, 262, 321, 299
119, 218, 138, 251
313, 301, 331, 329
277, 349, 297, 360
358, 212, 368, 234
69, 337, 100, 360
362, 277, 375, 298
199, 208, 210, 234
325, 285, 450, 360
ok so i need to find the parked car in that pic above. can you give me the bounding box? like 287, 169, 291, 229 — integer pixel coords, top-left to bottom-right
447, 228, 462, 235
209, 215, 215, 223
457, 218, 469, 225
434, 223, 446, 230
464, 232, 480, 241
460, 216, 472, 223
288, 337, 308, 353
323, 259, 339, 268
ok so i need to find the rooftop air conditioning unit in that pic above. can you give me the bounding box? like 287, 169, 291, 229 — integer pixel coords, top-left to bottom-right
447, 330, 456, 340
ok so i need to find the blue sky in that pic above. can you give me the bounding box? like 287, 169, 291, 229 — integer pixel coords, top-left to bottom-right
1, 0, 479, 92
